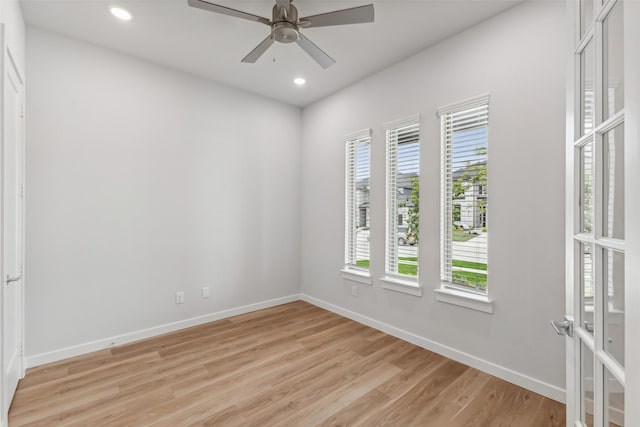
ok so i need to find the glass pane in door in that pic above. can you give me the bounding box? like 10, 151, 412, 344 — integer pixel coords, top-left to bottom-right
581, 142, 594, 233
603, 124, 624, 239
582, 243, 594, 335
581, 41, 594, 136
581, 342, 595, 427
603, 248, 625, 367
603, 1, 624, 119
605, 369, 624, 426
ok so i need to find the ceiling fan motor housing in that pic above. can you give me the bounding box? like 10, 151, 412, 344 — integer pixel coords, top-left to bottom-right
272, 3, 299, 43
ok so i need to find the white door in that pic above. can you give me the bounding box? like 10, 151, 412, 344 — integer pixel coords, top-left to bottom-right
559, 0, 639, 426
1, 25, 25, 417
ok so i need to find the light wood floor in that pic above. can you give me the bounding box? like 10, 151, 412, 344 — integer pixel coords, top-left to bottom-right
9, 301, 565, 426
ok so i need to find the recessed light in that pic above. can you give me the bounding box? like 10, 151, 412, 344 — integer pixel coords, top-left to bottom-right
110, 6, 132, 21
294, 77, 306, 86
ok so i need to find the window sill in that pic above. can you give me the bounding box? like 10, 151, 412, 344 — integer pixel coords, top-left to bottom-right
434, 286, 494, 314
341, 268, 373, 285
380, 276, 423, 297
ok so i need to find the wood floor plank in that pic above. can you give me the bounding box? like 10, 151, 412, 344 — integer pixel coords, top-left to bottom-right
530, 396, 566, 427
10, 352, 162, 415
273, 362, 401, 427
240, 339, 410, 426
9, 301, 565, 427
315, 389, 390, 427
357, 359, 470, 426
107, 328, 365, 425
411, 368, 493, 425
447, 376, 542, 427
376, 352, 448, 402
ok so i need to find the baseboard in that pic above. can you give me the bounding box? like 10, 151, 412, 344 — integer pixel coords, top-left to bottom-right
301, 294, 566, 404
26, 294, 301, 369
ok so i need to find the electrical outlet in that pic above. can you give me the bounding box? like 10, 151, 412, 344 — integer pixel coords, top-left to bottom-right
201, 287, 210, 299
351, 285, 358, 297
175, 291, 184, 304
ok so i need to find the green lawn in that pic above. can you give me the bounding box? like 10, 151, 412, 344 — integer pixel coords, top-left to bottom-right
452, 271, 487, 290
452, 260, 487, 271
356, 257, 417, 276
356, 257, 486, 289
356, 260, 370, 268
398, 257, 417, 276
452, 230, 478, 242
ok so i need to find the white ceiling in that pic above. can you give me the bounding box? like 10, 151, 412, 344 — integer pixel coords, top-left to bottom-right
21, 0, 522, 107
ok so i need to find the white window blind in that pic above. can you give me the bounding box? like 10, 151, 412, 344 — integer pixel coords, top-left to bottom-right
345, 129, 371, 270
385, 116, 420, 279
439, 96, 489, 293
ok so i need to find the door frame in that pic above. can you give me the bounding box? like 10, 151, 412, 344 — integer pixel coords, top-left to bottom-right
564, 0, 577, 422
0, 22, 26, 426
624, 2, 639, 424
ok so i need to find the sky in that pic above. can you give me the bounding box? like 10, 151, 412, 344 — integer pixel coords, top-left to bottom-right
451, 128, 488, 170
355, 142, 370, 180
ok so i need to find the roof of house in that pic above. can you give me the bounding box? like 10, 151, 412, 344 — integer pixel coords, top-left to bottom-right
452, 161, 487, 181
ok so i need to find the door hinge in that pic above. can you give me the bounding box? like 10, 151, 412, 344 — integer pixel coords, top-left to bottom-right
19, 105, 25, 118
20, 184, 25, 198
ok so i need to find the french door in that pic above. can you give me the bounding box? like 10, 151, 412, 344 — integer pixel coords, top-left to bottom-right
564, 0, 638, 425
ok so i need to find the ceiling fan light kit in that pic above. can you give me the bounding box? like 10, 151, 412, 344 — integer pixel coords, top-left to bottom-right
187, 0, 375, 69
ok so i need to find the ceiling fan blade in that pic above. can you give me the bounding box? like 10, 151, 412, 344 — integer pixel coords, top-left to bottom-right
299, 4, 374, 28
187, 0, 271, 25
296, 33, 336, 69
241, 35, 275, 63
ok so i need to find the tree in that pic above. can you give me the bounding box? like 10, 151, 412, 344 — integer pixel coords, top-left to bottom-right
407, 177, 420, 243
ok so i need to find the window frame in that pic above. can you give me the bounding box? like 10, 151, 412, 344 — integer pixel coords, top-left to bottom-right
343, 128, 372, 277
437, 95, 493, 312
383, 115, 421, 290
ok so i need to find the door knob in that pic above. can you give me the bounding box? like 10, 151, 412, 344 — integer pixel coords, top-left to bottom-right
551, 318, 573, 337
584, 321, 594, 333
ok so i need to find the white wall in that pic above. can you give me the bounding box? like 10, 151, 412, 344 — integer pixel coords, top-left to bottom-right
25, 28, 302, 359
301, 1, 566, 399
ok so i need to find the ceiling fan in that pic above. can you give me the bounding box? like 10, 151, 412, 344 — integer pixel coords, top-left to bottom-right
187, 0, 375, 69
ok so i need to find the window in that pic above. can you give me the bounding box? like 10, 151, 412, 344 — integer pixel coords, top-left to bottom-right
384, 116, 420, 280
344, 129, 371, 271
439, 96, 489, 293
453, 204, 461, 222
